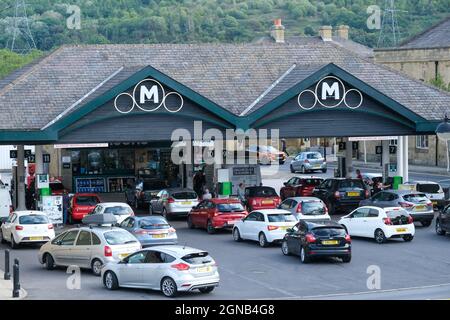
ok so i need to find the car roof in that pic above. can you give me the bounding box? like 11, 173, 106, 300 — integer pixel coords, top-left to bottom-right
405, 180, 440, 185
97, 202, 131, 207
210, 198, 241, 204
246, 186, 275, 190
254, 209, 292, 215
363, 173, 382, 177
285, 197, 322, 202
291, 176, 323, 180
165, 188, 195, 193
74, 193, 99, 197
13, 210, 47, 216
302, 220, 343, 228
63, 226, 124, 233
385, 189, 425, 195
144, 245, 205, 256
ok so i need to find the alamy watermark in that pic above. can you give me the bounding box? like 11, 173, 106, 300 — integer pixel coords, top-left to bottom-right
366, 265, 381, 290
367, 5, 381, 30
66, 5, 81, 30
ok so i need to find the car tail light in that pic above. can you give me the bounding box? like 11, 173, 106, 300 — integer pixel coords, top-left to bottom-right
168, 227, 176, 233
407, 216, 414, 224
213, 209, 219, 217
383, 218, 392, 225
345, 234, 351, 243
324, 205, 329, 215
15, 225, 23, 231
304, 159, 310, 163
305, 233, 316, 243
251, 199, 257, 206
171, 263, 190, 271
167, 197, 175, 204
365, 190, 370, 198
48, 224, 54, 229
296, 203, 303, 213
104, 246, 113, 257
9, 206, 13, 214
130, 211, 135, 216
135, 229, 147, 234
399, 202, 413, 208
267, 225, 279, 231
334, 191, 341, 199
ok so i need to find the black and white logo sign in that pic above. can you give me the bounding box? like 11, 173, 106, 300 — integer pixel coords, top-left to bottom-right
297, 76, 363, 110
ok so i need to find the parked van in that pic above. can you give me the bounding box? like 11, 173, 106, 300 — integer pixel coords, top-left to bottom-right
0, 188, 12, 223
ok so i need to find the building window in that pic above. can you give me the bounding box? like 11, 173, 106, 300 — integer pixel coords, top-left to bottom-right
416, 135, 429, 149
389, 139, 397, 146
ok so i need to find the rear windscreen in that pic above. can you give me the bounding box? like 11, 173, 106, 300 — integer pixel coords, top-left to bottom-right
302, 201, 326, 215
306, 153, 322, 159
50, 183, 64, 190
267, 214, 296, 222
247, 187, 277, 197
104, 206, 132, 215
312, 227, 346, 237
76, 196, 99, 206
403, 193, 428, 203
104, 230, 138, 245
385, 209, 410, 218
299, 179, 322, 186
182, 252, 213, 264
339, 180, 365, 189
19, 215, 49, 224
139, 217, 169, 229
172, 192, 198, 200
416, 184, 440, 193
217, 203, 245, 212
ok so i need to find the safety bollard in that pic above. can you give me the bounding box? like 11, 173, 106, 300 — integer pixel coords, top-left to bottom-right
12, 259, 20, 298
4, 249, 10, 280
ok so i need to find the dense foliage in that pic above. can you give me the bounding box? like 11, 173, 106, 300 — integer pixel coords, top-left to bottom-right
0, 49, 43, 79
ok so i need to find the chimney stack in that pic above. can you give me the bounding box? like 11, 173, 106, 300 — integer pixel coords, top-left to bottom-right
319, 26, 333, 41
270, 19, 285, 43
336, 25, 349, 40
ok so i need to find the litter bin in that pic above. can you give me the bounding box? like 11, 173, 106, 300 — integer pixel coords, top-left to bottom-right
392, 176, 403, 190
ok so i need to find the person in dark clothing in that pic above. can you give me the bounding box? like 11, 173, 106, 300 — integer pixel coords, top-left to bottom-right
281, 139, 289, 156
193, 170, 206, 198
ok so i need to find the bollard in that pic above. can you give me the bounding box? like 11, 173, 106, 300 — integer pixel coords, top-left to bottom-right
12, 259, 20, 298
4, 249, 10, 280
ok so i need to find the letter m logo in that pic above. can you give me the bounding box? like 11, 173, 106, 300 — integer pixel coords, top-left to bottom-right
140, 84, 159, 104
321, 82, 340, 100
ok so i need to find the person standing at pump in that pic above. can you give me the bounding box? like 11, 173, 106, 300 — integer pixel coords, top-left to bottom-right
281, 139, 289, 157
237, 182, 246, 205
193, 170, 206, 198
355, 169, 363, 180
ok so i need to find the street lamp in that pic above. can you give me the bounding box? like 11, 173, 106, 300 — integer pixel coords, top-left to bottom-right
436, 114, 450, 172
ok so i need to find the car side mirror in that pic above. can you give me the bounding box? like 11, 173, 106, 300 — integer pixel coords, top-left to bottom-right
283, 182, 288, 186
56, 240, 62, 246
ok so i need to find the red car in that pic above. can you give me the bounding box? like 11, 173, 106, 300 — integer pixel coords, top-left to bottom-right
68, 193, 101, 224
280, 177, 324, 200
187, 198, 248, 234
50, 180, 68, 195
245, 186, 281, 211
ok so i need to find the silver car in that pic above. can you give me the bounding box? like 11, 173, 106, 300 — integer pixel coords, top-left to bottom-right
38, 226, 141, 276
278, 197, 330, 221
149, 188, 199, 220
290, 152, 327, 174
360, 190, 434, 227
101, 245, 219, 297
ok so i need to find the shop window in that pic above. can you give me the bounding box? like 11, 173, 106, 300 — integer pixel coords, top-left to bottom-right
416, 136, 429, 150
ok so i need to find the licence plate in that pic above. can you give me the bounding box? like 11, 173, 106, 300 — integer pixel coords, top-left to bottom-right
396, 228, 407, 232
181, 201, 191, 205
197, 266, 212, 273
279, 226, 290, 231
152, 234, 166, 238
262, 200, 273, 205
227, 220, 238, 225
29, 236, 43, 241
119, 253, 131, 259
322, 240, 338, 245
432, 201, 438, 205
415, 205, 426, 211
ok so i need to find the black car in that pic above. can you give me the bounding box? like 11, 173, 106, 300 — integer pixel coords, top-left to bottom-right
436, 205, 450, 236
312, 178, 370, 214
281, 220, 351, 263
127, 180, 168, 209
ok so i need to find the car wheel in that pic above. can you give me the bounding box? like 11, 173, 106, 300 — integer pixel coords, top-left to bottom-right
342, 255, 351, 263
258, 232, 269, 248
104, 271, 119, 290
44, 253, 55, 270
187, 216, 195, 229
0, 229, 5, 244
300, 246, 310, 263
403, 235, 414, 242
374, 229, 387, 244
322, 169, 327, 173
206, 220, 216, 234
161, 277, 178, 298
281, 240, 290, 256
436, 219, 446, 235
421, 220, 432, 227
199, 286, 215, 294
91, 259, 103, 276
290, 165, 295, 173
10, 235, 18, 249
233, 228, 242, 242
301, 166, 307, 174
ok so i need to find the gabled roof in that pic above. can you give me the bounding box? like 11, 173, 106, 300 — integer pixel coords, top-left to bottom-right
398, 16, 450, 49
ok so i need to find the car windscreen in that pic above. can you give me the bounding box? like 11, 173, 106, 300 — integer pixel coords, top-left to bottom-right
217, 203, 245, 212
139, 217, 170, 229
104, 206, 132, 215
339, 180, 365, 189
312, 227, 346, 237
76, 196, 99, 206
247, 187, 277, 197
302, 201, 326, 215
19, 215, 49, 224
416, 183, 440, 193
267, 214, 296, 222
306, 153, 322, 159
299, 178, 323, 186
50, 183, 64, 190
171, 191, 198, 200
182, 251, 213, 265
403, 193, 429, 203
104, 230, 138, 245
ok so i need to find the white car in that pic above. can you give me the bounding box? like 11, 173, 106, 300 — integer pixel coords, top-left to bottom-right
232, 209, 297, 247
38, 226, 141, 276
101, 245, 219, 297
0, 211, 55, 248
90, 202, 134, 224
338, 206, 415, 244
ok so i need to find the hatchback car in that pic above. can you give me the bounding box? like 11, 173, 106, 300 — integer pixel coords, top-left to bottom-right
149, 188, 199, 220
245, 186, 281, 212
280, 176, 324, 200
90, 202, 134, 224
0, 211, 55, 248
290, 152, 327, 174
281, 220, 351, 263
436, 204, 450, 236
360, 190, 434, 226
339, 206, 415, 244
232, 209, 297, 247
313, 178, 370, 214
101, 245, 219, 297
119, 215, 178, 247
188, 198, 248, 233
38, 226, 141, 276
278, 197, 330, 221
403, 181, 445, 210
68, 193, 101, 224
